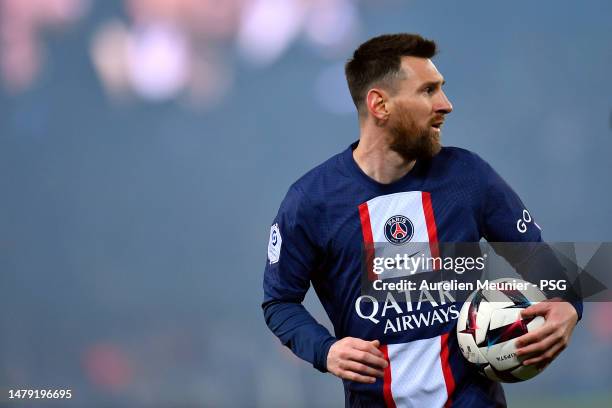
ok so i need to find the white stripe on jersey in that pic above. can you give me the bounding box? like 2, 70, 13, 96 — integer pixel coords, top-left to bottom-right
365, 191, 433, 279
388, 337, 448, 408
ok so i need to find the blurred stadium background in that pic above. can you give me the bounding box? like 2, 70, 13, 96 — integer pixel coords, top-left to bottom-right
1, 0, 611, 406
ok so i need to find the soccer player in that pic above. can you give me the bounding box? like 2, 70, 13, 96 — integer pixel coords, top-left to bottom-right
262, 33, 580, 407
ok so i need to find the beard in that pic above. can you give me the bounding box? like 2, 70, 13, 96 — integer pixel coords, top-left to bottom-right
387, 106, 442, 162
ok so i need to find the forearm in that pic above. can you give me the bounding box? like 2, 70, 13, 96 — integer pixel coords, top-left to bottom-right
493, 242, 583, 320
263, 300, 337, 372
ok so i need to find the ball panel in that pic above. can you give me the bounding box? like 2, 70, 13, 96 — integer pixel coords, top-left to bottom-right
483, 365, 502, 382
485, 340, 519, 371
518, 283, 548, 303
481, 291, 515, 308
510, 364, 541, 381
485, 365, 522, 383
457, 332, 488, 364
456, 291, 474, 331
488, 308, 522, 331
474, 300, 493, 346
457, 288, 493, 347
526, 315, 545, 332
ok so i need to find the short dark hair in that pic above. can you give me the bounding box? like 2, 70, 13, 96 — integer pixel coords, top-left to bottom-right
345, 33, 437, 115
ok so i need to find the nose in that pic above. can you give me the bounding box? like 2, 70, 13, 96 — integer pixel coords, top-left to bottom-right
434, 91, 453, 115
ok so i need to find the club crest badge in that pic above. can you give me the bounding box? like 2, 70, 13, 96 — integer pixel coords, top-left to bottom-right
384, 215, 414, 245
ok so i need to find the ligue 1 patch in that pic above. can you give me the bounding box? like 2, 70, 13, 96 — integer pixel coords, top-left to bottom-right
268, 223, 282, 264
384, 215, 414, 245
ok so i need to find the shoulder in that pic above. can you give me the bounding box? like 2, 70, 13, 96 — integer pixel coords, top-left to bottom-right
278, 150, 344, 216
273, 153, 343, 244
287, 150, 345, 202
427, 146, 485, 174
436, 146, 488, 166
431, 146, 495, 177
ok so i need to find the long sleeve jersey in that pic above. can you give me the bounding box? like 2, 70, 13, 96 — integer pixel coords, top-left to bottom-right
262, 143, 581, 408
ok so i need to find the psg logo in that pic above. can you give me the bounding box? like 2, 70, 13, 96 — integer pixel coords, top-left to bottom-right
384, 215, 414, 245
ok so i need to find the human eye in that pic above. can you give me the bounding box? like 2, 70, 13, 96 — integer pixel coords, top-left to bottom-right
423, 86, 435, 95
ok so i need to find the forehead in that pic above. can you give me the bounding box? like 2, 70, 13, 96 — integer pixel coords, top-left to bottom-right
399, 56, 444, 86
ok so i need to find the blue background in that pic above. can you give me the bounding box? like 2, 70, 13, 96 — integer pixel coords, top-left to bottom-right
1, 0, 611, 406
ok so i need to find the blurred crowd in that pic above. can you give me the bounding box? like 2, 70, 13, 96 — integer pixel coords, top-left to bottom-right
1, 0, 361, 108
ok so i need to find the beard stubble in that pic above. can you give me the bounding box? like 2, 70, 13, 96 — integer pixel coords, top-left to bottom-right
387, 105, 442, 162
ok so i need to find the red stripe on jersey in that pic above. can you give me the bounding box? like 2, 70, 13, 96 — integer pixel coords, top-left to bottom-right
421, 192, 440, 259
440, 333, 456, 408
381, 344, 396, 408
358, 202, 376, 282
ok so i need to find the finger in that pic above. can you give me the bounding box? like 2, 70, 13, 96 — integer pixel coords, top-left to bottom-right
516, 337, 556, 358
521, 342, 564, 366
350, 339, 386, 360
346, 349, 388, 369
358, 340, 386, 359
516, 329, 559, 356
341, 370, 377, 384
521, 339, 564, 366
521, 302, 549, 318
369, 340, 384, 356
341, 360, 385, 378
515, 323, 555, 348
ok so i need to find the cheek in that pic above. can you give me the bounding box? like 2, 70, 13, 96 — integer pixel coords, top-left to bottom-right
415, 110, 432, 127
395, 98, 431, 125
417, 110, 430, 121
409, 98, 433, 119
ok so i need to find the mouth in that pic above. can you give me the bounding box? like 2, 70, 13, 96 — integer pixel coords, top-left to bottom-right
431, 122, 443, 131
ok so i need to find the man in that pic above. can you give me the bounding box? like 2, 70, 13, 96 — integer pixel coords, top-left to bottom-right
262, 33, 580, 407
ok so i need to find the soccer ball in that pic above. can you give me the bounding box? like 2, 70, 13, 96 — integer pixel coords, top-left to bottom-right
456, 278, 547, 382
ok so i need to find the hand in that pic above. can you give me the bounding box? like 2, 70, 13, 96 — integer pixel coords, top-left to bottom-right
326, 338, 388, 383
515, 299, 578, 369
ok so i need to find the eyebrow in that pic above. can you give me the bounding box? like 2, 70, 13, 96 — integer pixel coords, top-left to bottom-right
421, 79, 446, 89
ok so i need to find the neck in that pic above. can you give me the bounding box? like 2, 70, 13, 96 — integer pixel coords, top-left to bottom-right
353, 124, 415, 184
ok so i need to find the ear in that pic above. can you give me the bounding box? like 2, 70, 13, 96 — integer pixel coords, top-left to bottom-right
365, 88, 389, 121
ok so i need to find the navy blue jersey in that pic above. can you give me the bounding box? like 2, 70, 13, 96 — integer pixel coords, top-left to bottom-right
263, 143, 550, 407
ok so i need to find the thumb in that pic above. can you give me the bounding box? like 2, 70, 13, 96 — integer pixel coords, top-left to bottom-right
521, 301, 549, 318
370, 340, 381, 348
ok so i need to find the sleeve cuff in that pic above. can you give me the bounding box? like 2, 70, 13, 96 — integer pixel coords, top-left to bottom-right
314, 337, 337, 373
570, 299, 583, 322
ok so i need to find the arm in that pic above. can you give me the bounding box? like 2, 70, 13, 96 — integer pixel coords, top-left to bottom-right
262, 300, 336, 372
262, 185, 386, 381
478, 155, 581, 369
